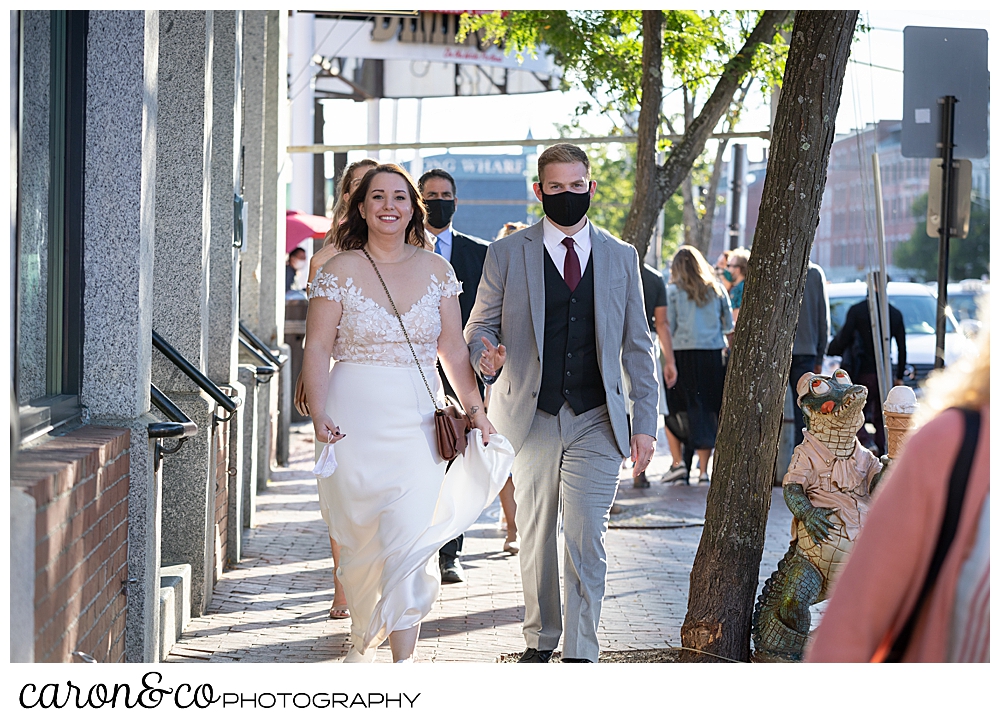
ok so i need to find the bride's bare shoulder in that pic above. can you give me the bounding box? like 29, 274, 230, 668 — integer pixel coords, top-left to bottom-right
413, 246, 452, 276
321, 249, 364, 275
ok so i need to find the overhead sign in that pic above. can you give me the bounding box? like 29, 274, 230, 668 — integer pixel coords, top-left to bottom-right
315, 14, 555, 73
901, 26, 989, 159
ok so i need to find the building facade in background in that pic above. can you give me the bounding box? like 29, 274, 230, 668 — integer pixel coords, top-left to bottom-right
406, 151, 533, 241
709, 120, 989, 282
10, 9, 293, 664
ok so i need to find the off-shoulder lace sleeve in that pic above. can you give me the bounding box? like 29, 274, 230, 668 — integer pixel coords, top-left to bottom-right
309, 271, 342, 301
435, 269, 463, 299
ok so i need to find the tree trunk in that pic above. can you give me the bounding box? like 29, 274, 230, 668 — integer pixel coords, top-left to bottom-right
682, 174, 697, 247
627, 10, 663, 261
623, 10, 790, 259
680, 88, 696, 247
679, 10, 858, 663
693, 137, 729, 257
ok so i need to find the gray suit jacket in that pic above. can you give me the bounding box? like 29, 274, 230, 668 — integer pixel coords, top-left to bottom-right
465, 219, 658, 456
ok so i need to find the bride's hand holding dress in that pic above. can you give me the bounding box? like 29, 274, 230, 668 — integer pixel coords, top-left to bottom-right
436, 282, 497, 445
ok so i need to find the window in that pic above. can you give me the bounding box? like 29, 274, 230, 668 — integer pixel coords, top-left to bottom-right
14, 10, 88, 442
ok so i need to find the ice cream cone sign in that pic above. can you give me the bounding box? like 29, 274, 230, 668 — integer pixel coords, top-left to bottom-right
883, 386, 918, 459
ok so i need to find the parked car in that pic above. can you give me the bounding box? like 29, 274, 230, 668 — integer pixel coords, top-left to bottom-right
825, 281, 972, 390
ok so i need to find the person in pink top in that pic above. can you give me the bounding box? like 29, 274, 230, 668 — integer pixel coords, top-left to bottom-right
806, 301, 990, 663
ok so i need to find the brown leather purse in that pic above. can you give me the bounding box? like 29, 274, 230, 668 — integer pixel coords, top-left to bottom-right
362, 249, 472, 462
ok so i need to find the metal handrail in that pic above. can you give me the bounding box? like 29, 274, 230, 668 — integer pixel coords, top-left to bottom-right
151, 330, 241, 413
149, 384, 198, 439
239, 321, 288, 368
238, 337, 278, 379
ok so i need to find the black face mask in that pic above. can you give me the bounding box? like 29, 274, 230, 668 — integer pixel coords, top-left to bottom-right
541, 187, 591, 228
424, 198, 456, 229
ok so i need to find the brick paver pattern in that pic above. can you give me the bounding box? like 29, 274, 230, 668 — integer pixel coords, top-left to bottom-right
167, 423, 799, 663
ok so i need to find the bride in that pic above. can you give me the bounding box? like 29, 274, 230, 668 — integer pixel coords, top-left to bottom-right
301, 163, 510, 663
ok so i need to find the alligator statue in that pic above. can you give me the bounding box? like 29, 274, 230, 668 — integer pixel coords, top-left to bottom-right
752, 369, 889, 662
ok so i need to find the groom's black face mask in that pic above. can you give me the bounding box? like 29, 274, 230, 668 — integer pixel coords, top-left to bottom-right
424, 198, 456, 229
541, 185, 592, 227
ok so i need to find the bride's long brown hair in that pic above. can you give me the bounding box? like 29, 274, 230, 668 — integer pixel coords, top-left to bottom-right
334, 164, 429, 251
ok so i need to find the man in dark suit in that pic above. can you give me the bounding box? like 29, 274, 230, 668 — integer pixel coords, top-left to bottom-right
419, 167, 490, 584
827, 295, 906, 455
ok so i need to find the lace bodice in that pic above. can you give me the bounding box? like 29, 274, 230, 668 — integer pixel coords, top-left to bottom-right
309, 270, 462, 369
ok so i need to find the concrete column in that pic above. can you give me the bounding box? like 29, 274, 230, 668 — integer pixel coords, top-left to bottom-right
239, 10, 266, 335
287, 10, 315, 216
256, 375, 273, 493
259, 10, 288, 479
226, 379, 247, 564
275, 342, 291, 467
238, 365, 259, 529
207, 10, 241, 387
151, 10, 217, 617
82, 9, 160, 664
260, 9, 285, 349
10, 487, 36, 662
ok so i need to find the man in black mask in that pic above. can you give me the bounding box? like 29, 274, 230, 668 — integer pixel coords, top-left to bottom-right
465, 143, 658, 662
418, 167, 490, 585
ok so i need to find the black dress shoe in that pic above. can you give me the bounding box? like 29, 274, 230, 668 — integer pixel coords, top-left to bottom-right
439, 558, 464, 584
517, 648, 554, 663
560, 657, 594, 663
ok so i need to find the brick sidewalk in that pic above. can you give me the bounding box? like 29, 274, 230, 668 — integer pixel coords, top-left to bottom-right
166, 423, 796, 663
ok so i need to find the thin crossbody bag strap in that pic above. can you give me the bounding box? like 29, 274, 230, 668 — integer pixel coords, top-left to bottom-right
361, 248, 441, 411
881, 407, 981, 662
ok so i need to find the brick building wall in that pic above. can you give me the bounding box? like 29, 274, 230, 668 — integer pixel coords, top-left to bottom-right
12, 426, 131, 663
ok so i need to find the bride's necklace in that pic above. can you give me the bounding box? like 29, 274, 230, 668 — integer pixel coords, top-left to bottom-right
362, 243, 416, 265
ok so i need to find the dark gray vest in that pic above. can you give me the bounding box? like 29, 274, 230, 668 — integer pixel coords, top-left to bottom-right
537, 250, 605, 415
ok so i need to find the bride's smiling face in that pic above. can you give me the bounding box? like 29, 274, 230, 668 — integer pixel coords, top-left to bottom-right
360, 172, 413, 237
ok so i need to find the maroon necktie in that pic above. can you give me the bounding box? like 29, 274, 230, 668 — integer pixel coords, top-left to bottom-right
562, 237, 581, 292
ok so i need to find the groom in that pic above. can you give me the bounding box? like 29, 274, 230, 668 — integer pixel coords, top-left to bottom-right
465, 143, 658, 662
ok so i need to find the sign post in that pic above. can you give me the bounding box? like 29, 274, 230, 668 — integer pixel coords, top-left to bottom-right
902, 26, 988, 369
933, 96, 957, 369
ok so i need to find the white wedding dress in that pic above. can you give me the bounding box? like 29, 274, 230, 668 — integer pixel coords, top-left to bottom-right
309, 268, 513, 658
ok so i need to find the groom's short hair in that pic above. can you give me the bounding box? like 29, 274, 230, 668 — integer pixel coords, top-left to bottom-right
537, 143, 590, 183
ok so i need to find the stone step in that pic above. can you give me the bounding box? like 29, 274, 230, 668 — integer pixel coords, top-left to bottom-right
159, 563, 192, 661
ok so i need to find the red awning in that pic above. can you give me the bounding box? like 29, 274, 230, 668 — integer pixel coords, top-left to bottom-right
286, 210, 332, 253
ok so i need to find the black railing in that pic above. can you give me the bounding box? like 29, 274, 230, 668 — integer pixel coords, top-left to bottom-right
239, 321, 288, 369
148, 384, 198, 439
238, 337, 278, 381
151, 330, 241, 414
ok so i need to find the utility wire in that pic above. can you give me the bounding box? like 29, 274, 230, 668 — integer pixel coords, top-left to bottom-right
289, 19, 368, 103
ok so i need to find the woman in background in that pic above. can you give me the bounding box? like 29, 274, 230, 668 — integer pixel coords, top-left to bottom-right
306, 158, 380, 292
663, 246, 733, 485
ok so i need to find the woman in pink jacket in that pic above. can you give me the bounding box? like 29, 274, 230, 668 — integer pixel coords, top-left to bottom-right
806, 303, 989, 663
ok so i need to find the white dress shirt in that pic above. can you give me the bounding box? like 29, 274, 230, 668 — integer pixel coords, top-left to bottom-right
432, 226, 453, 263
541, 217, 591, 278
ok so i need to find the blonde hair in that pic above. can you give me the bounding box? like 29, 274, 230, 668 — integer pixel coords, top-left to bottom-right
914, 292, 990, 427
669, 245, 723, 306
537, 143, 590, 184
323, 158, 379, 247
496, 221, 528, 240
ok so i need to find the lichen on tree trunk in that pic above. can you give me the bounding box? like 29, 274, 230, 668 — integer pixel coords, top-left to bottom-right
679, 10, 859, 663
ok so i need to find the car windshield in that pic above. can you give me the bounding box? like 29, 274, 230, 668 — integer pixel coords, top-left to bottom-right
947, 292, 982, 322
829, 294, 956, 337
